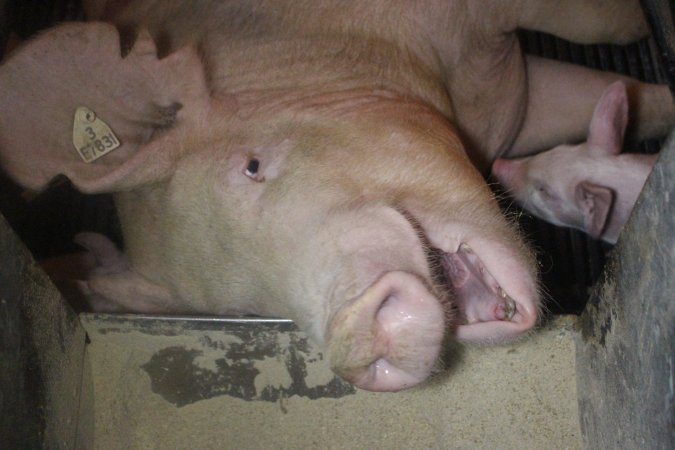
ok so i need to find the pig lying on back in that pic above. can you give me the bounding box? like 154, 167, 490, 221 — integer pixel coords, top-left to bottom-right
0, 0, 673, 391
492, 82, 659, 244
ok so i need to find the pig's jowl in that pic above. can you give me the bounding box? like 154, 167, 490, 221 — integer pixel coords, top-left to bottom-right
0, 1, 673, 391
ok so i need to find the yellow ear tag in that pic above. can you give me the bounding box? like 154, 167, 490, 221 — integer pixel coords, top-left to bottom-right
72, 107, 121, 163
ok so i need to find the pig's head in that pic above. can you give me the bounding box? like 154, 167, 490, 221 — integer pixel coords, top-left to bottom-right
201, 105, 541, 390
0, 24, 539, 391
492, 81, 631, 242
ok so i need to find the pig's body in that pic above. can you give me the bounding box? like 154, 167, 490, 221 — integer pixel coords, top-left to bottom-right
87, 0, 526, 169
84, 0, 674, 168
492, 82, 659, 244
0, 0, 673, 391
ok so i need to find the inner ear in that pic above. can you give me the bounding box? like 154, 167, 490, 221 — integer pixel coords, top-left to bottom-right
575, 181, 614, 238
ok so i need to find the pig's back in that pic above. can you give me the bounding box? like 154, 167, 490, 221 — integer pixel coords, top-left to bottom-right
84, 2, 444, 108
85, 0, 528, 166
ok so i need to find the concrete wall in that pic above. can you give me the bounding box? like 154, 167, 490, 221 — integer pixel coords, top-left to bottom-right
576, 130, 675, 449
0, 214, 92, 449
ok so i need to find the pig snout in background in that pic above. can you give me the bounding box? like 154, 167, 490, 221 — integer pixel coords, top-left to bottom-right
492, 81, 661, 244
1, 0, 674, 391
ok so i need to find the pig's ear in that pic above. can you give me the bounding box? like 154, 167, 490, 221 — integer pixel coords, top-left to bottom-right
575, 181, 614, 239
587, 81, 629, 156
0, 23, 209, 193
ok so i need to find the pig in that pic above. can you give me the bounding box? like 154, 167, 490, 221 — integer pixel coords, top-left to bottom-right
492, 81, 659, 244
0, 0, 673, 391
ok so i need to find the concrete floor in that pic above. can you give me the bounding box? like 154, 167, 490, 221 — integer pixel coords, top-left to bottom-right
80, 314, 581, 450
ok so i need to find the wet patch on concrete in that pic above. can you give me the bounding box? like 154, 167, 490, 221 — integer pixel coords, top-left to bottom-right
139, 326, 354, 406
142, 346, 258, 406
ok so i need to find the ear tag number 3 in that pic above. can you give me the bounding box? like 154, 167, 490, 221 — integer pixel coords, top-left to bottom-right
72, 106, 121, 163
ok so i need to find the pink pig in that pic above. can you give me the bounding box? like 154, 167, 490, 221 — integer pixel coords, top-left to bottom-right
492, 82, 659, 244
0, 1, 673, 391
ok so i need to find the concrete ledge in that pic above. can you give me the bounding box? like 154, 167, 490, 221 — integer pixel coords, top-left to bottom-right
81, 314, 581, 449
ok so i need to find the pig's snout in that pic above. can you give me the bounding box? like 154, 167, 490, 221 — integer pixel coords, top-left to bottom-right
327, 271, 445, 392
491, 157, 527, 192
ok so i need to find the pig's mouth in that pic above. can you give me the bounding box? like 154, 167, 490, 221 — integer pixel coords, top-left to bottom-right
402, 209, 538, 342
428, 245, 516, 321
326, 205, 538, 392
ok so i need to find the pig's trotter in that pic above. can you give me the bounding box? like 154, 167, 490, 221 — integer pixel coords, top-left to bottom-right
82, 270, 177, 314
74, 232, 127, 271
71, 232, 178, 313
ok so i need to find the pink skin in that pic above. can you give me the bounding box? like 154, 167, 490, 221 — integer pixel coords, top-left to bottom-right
492, 82, 658, 244
0, 1, 671, 391
328, 271, 445, 391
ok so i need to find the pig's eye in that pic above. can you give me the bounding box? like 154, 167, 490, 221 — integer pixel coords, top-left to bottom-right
244, 158, 264, 182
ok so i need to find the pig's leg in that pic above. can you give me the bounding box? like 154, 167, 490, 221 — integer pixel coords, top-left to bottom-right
507, 56, 675, 157
74, 233, 179, 313
80, 271, 177, 314
517, 0, 649, 45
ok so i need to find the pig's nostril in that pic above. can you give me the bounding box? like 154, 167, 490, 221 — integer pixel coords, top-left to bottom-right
376, 294, 415, 328
328, 271, 445, 391
372, 358, 420, 390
